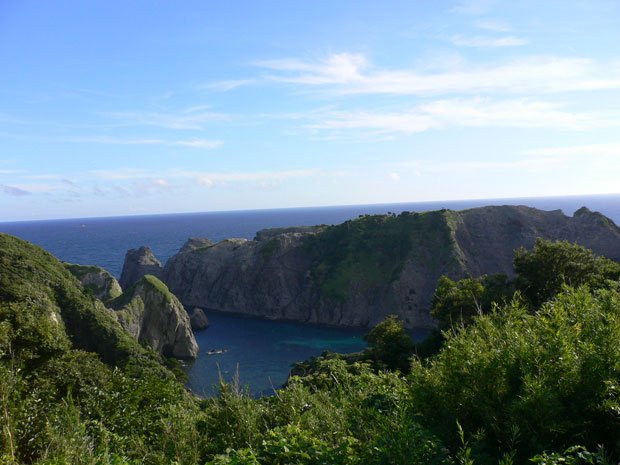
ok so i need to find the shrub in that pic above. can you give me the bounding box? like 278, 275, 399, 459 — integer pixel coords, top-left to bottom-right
411, 287, 620, 462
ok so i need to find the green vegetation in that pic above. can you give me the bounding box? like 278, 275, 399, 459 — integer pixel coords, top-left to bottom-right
431, 274, 514, 330
363, 314, 414, 372
307, 210, 458, 301
142, 274, 175, 303
65, 263, 123, 301
514, 238, 620, 307
430, 239, 620, 336
2, 232, 620, 464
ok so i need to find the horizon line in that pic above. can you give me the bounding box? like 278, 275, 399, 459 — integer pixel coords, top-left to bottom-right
2, 192, 619, 225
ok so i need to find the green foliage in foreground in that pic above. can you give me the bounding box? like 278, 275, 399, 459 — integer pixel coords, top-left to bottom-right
363, 314, 414, 372
430, 239, 620, 339
514, 238, 620, 307
412, 288, 620, 463
2, 232, 620, 464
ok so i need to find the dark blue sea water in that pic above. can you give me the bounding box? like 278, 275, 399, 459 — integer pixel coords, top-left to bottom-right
1, 194, 619, 395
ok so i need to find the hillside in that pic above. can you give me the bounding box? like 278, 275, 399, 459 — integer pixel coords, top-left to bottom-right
0, 233, 202, 463
0, 233, 153, 366
3, 231, 620, 464
121, 205, 620, 328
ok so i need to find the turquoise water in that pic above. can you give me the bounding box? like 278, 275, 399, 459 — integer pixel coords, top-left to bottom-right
185, 311, 429, 397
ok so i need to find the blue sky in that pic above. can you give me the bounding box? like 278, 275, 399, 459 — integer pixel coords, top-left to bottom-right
1, 0, 619, 220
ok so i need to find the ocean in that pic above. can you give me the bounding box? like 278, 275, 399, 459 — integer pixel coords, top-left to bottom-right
2, 194, 619, 395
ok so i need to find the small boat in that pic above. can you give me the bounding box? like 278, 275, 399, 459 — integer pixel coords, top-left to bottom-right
206, 348, 229, 355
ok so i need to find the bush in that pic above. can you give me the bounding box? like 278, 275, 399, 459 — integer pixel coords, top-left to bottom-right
411, 287, 620, 463
514, 239, 620, 307
364, 315, 414, 372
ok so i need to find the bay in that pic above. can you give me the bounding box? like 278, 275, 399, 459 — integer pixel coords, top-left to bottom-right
1, 194, 619, 395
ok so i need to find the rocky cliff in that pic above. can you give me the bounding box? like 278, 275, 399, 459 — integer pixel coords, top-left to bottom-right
110, 275, 198, 359
119, 246, 163, 290
120, 206, 620, 328
65, 263, 123, 302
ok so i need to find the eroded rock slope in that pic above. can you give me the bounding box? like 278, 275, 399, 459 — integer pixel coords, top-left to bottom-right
120, 206, 620, 328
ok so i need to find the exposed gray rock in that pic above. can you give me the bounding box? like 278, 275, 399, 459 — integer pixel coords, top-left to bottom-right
65, 263, 122, 302
134, 206, 620, 329
111, 275, 198, 359
119, 246, 163, 290
179, 238, 214, 254
189, 307, 209, 330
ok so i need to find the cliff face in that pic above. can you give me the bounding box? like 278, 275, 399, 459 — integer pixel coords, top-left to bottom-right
119, 246, 163, 290
111, 275, 199, 359
120, 206, 620, 328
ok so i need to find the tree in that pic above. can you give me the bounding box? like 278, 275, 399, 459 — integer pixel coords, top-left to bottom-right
431, 274, 513, 330
364, 315, 414, 373
514, 238, 620, 307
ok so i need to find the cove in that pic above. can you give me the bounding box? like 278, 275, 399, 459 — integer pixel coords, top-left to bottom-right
183, 310, 429, 397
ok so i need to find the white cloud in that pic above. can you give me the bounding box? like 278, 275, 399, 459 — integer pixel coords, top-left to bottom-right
256, 53, 620, 95
89, 168, 150, 180
524, 142, 620, 158
131, 178, 172, 194
202, 79, 254, 92
307, 98, 612, 136
63, 136, 224, 149
256, 53, 368, 85
392, 157, 562, 176
175, 139, 224, 149
196, 169, 319, 187
450, 35, 528, 47
473, 19, 513, 32
65, 136, 165, 145
451, 0, 496, 16
105, 109, 228, 130
86, 167, 323, 190
0, 184, 31, 196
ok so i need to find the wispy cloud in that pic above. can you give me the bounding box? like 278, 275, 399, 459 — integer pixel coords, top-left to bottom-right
256, 53, 368, 85
65, 136, 165, 145
0, 184, 31, 196
175, 139, 224, 149
105, 109, 228, 130
306, 98, 613, 136
196, 169, 319, 187
202, 79, 255, 92
89, 168, 151, 181
132, 178, 172, 195
451, 0, 496, 16
0, 113, 27, 124
473, 19, 513, 32
87, 167, 323, 189
524, 142, 620, 158
450, 35, 528, 47
0, 169, 25, 175
64, 136, 223, 149
392, 157, 562, 177
256, 53, 620, 95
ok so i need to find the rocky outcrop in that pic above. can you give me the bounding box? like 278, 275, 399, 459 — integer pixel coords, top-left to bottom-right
189, 307, 209, 330
122, 206, 620, 329
65, 263, 123, 302
179, 238, 214, 254
119, 246, 163, 290
111, 275, 198, 359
